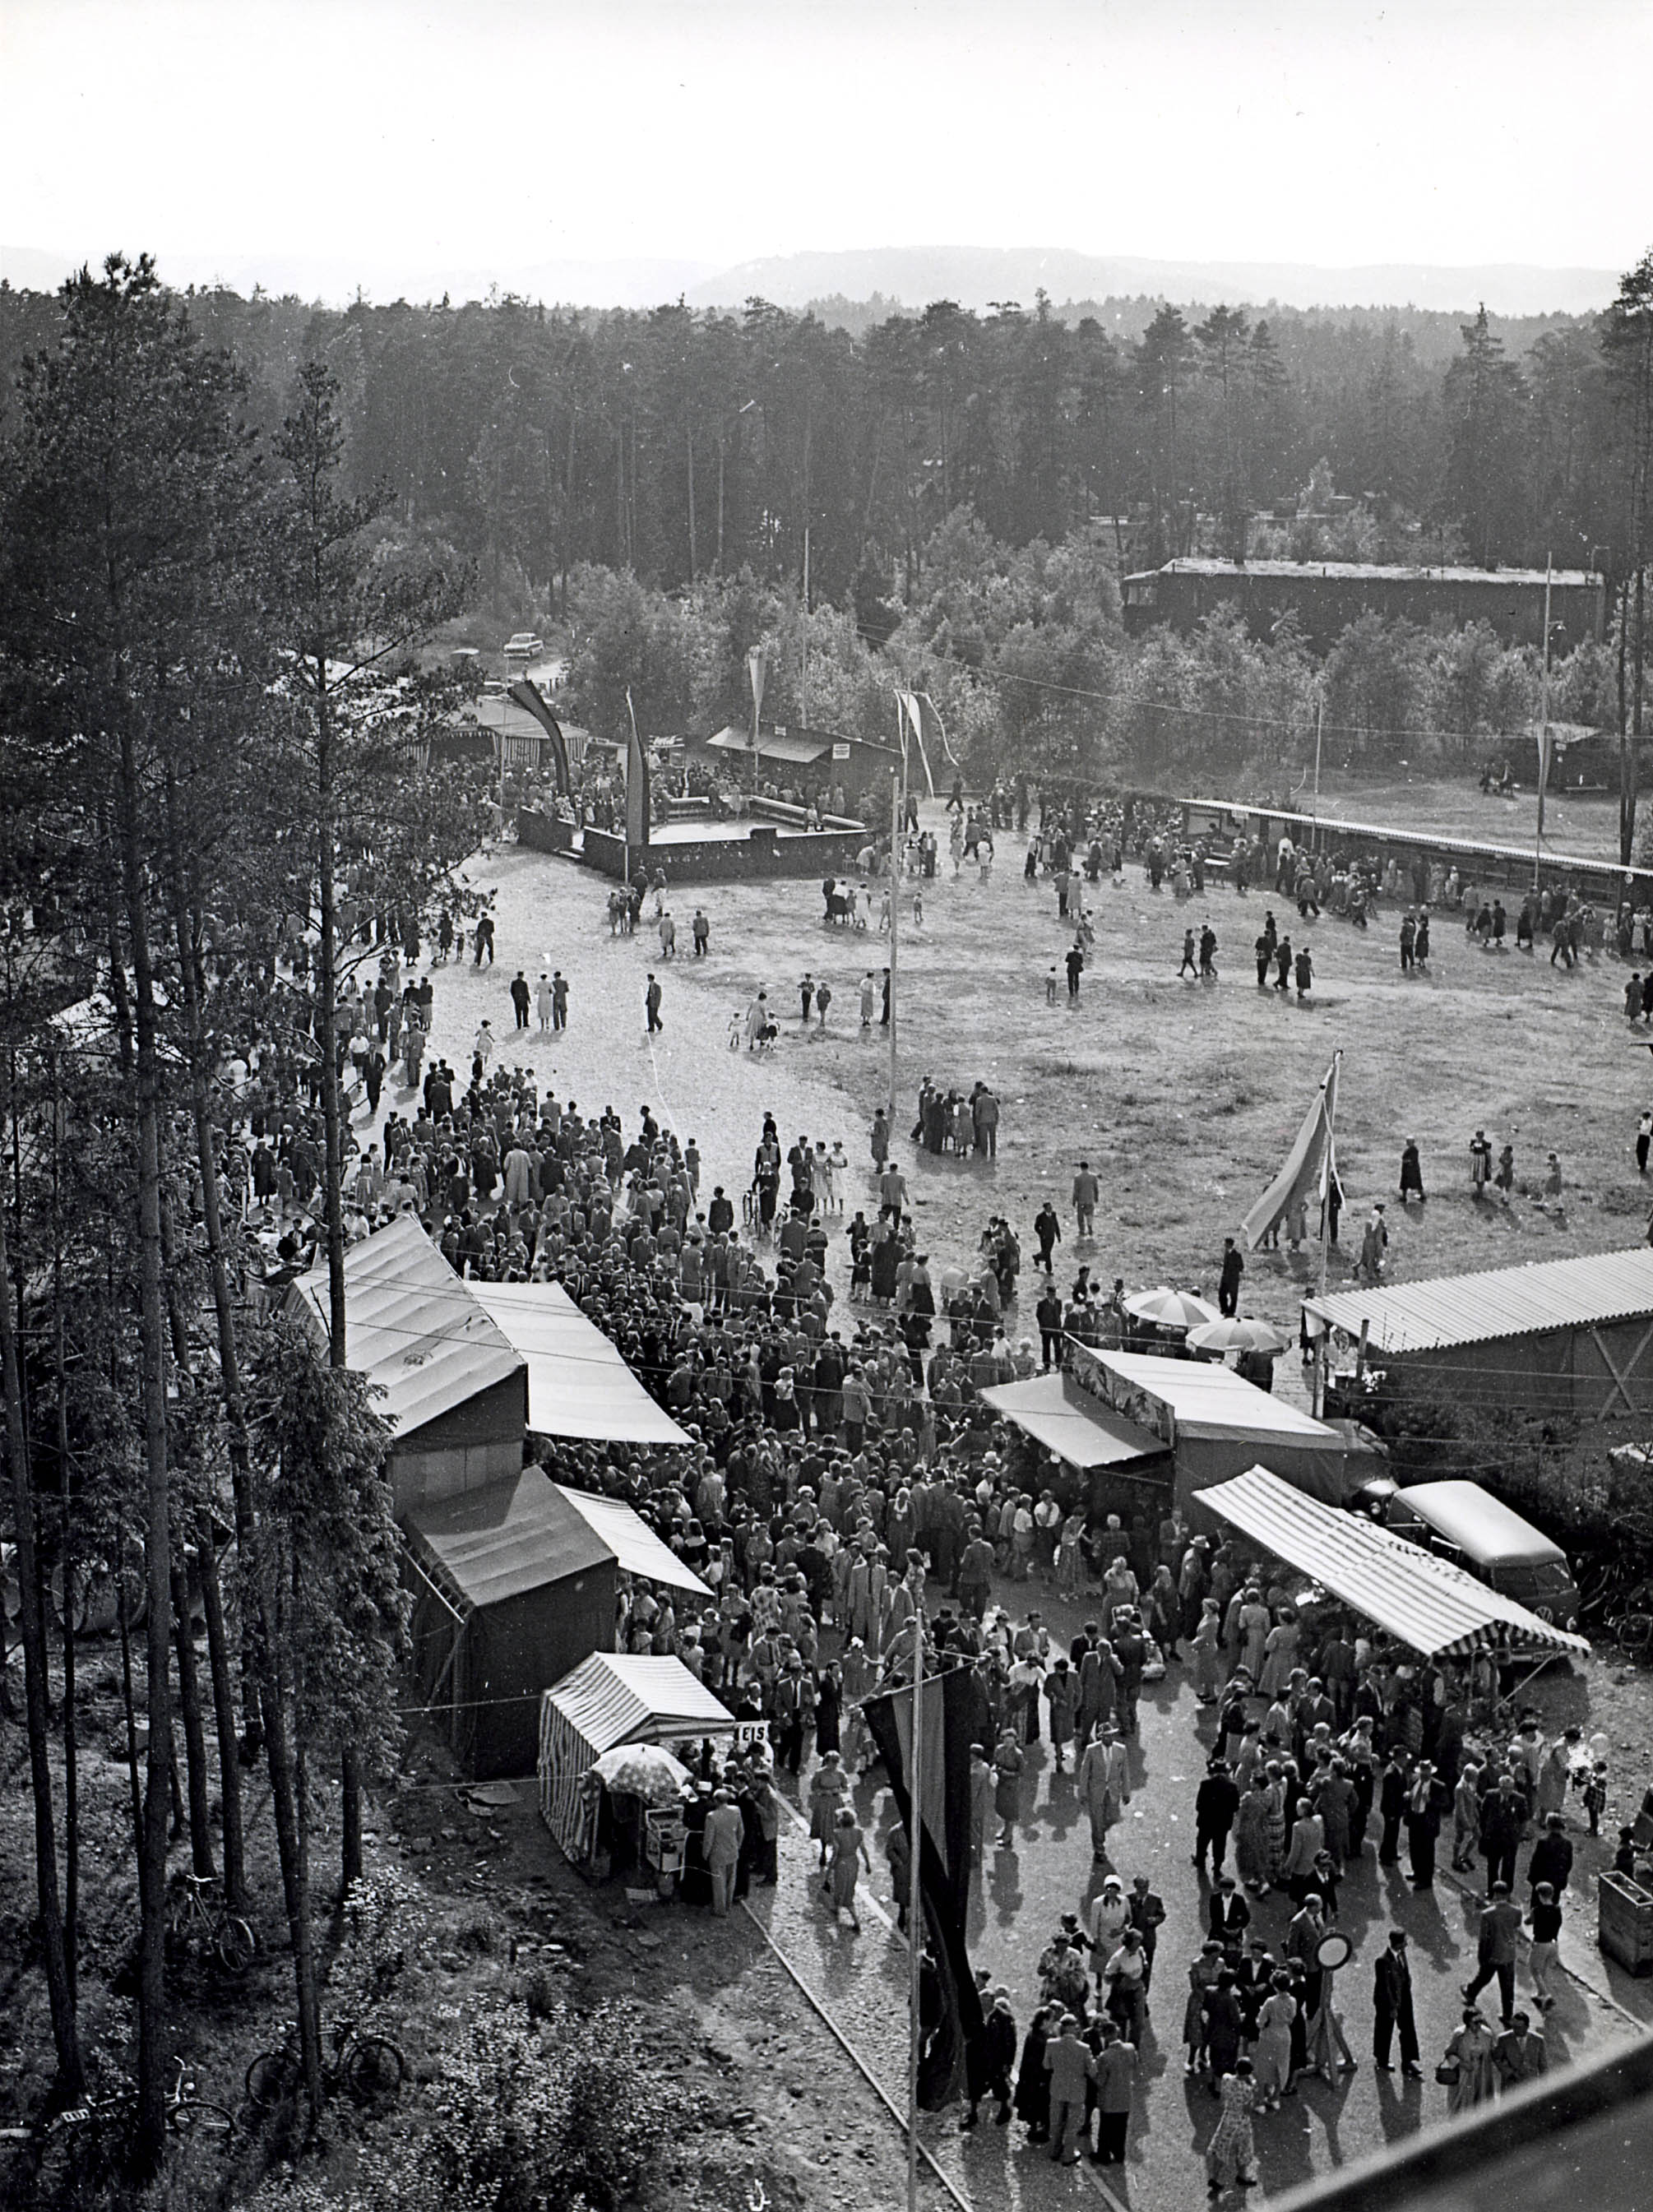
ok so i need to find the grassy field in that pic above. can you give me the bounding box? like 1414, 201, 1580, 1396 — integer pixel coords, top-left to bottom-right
437, 789, 1650, 1367
1305, 766, 1628, 864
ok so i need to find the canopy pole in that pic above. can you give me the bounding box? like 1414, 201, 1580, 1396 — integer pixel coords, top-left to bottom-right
1317, 1051, 1341, 1300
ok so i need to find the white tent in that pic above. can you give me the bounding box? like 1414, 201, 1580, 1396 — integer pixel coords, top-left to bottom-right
537, 1651, 743, 1863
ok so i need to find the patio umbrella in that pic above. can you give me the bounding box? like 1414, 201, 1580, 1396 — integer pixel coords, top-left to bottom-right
1123, 1286, 1222, 1330
590, 1742, 692, 1805
1187, 1316, 1289, 1357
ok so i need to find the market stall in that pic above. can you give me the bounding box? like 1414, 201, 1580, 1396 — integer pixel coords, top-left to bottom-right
538, 1651, 750, 1879
1197, 1465, 1591, 1662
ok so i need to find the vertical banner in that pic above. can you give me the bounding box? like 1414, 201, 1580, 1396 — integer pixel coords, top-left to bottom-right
748, 650, 766, 780
624, 687, 651, 849
861, 1664, 984, 2108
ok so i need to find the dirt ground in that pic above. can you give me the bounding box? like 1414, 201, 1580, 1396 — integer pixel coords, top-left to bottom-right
7, 769, 1653, 2209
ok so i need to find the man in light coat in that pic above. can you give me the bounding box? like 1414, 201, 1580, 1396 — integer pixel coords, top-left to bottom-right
1077, 1721, 1131, 1860
703, 1789, 745, 1917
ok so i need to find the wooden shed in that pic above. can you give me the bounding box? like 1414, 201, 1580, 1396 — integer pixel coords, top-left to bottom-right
1304, 1248, 1653, 1421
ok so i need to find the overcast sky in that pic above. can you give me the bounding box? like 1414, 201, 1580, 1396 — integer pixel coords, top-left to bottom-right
3, 0, 1648, 299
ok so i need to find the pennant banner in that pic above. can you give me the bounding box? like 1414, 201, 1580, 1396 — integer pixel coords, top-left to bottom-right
624, 689, 651, 849
915, 691, 959, 769
1239, 1055, 1339, 1252
861, 1663, 984, 2108
505, 679, 571, 795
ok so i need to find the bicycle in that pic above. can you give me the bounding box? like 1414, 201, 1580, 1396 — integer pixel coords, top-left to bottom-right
167, 1871, 256, 1976
1609, 1609, 1653, 1654
0, 2058, 234, 2152
244, 2018, 406, 2113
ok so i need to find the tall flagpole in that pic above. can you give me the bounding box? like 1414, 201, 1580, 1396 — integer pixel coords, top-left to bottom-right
1317, 1050, 1341, 1299
906, 1610, 923, 2212
1535, 555, 1553, 893
889, 700, 905, 1123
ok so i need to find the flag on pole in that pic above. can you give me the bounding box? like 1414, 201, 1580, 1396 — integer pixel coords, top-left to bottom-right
894, 691, 938, 798
1239, 1054, 1339, 1252
916, 691, 959, 767
861, 1664, 984, 2108
624, 687, 650, 849
505, 679, 571, 795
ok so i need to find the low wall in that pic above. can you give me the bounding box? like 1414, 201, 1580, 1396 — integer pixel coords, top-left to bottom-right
578, 823, 868, 883
516, 809, 576, 855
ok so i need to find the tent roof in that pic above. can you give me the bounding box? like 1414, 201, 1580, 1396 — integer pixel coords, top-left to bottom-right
1090, 1349, 1337, 1440
1199, 1466, 1588, 1660
470, 1280, 691, 1447
287, 1215, 522, 1438
544, 1650, 738, 1758
706, 724, 829, 765
549, 1483, 711, 1599
406, 1469, 611, 1611
1304, 1247, 1653, 1357
978, 1374, 1168, 1473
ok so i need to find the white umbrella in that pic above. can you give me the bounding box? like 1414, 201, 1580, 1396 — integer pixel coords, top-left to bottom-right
589, 1742, 692, 1805
1187, 1317, 1289, 1357
1123, 1286, 1222, 1330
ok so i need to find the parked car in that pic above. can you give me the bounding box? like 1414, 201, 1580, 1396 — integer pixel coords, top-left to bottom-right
502, 632, 544, 661
1386, 1479, 1581, 1629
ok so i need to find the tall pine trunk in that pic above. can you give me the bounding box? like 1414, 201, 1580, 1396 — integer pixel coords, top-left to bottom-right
0, 1191, 84, 2095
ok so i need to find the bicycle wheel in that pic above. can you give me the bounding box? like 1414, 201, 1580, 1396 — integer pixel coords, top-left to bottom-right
215, 1917, 256, 1975
342, 2036, 405, 2103
1613, 1612, 1653, 1651
244, 2049, 299, 2109
172, 2099, 235, 2139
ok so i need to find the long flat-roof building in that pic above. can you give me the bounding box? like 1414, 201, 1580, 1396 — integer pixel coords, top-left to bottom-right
1122, 558, 1604, 651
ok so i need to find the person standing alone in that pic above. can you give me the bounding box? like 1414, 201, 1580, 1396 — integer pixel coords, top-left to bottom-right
645, 973, 664, 1034
1218, 1238, 1243, 1317
1372, 1930, 1422, 2076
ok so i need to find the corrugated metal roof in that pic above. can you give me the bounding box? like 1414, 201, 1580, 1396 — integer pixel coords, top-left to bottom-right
978, 1374, 1168, 1471
286, 1216, 524, 1439
406, 1469, 611, 1612
706, 726, 829, 766
1200, 1467, 1588, 1659
1090, 1350, 1338, 1439
470, 1280, 691, 1448
550, 1484, 711, 1599
1304, 1247, 1653, 1356
544, 1651, 738, 1758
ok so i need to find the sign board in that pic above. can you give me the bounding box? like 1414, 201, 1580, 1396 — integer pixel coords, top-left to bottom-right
832, 742, 851, 761
732, 1721, 770, 1746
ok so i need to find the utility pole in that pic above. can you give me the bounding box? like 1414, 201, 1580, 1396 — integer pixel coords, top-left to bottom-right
800, 526, 811, 729
1312, 690, 1324, 823
888, 763, 901, 1122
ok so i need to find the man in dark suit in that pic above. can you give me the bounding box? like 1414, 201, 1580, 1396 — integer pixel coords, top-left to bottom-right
1206, 1874, 1251, 1946
1373, 1928, 1422, 2075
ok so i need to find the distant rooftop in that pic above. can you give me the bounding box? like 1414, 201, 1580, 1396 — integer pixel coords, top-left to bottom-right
1139, 558, 1596, 588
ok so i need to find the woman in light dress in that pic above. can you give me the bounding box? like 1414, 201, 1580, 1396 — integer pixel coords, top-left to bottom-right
1258, 1608, 1300, 1698
1252, 1970, 1297, 2110
1205, 2057, 1259, 2195
1442, 2007, 1498, 2114
826, 1805, 872, 1932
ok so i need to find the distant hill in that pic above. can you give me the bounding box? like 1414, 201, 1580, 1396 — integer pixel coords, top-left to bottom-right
687, 245, 1620, 320
2, 239, 1620, 320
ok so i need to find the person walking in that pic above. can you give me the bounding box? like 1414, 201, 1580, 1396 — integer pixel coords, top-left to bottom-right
1194, 1756, 1240, 1875
1044, 2015, 1091, 2166
552, 969, 568, 1030
1204, 2057, 1258, 2196
509, 969, 531, 1029
1372, 1929, 1422, 2076
1072, 1160, 1099, 1242
1399, 1139, 1425, 1205
1464, 1883, 1523, 2024
1526, 1884, 1562, 2011
1493, 2011, 1548, 2091
993, 1727, 1026, 1849
645, 973, 664, 1034
1479, 1774, 1526, 1894
1218, 1238, 1243, 1318
1441, 2006, 1498, 2114
702, 1788, 744, 1917
1078, 1722, 1130, 1860
826, 1803, 871, 1932
534, 971, 554, 1032
1090, 2020, 1137, 2168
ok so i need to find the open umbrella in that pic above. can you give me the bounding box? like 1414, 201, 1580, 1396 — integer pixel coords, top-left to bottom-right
589, 1742, 692, 1805
1187, 1316, 1289, 1358
1123, 1286, 1222, 1330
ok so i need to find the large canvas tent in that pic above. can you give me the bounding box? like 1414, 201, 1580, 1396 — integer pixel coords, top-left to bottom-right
286, 1216, 526, 1515
978, 1373, 1172, 1483
405, 1469, 617, 1778
1199, 1467, 1589, 1661
549, 1483, 711, 1599
470, 1280, 691, 1446
538, 1651, 743, 1863
1069, 1345, 1361, 1511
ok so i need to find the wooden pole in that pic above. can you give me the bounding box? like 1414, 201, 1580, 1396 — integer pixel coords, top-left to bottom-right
888, 755, 901, 1122
1535, 555, 1553, 891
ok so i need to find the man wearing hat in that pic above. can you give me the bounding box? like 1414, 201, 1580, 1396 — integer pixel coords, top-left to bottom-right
1194, 1756, 1240, 1877
702, 1789, 745, 1918
961, 1987, 1018, 2130
1372, 1928, 1421, 2076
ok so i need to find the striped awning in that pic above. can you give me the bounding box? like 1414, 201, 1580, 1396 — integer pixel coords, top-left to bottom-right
1199, 1466, 1589, 1660
536, 1652, 739, 1858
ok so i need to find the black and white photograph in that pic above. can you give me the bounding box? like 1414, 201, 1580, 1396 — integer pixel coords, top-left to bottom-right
3, 3, 1653, 2207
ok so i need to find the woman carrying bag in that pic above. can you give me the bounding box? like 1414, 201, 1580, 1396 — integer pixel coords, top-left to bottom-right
1438, 2006, 1497, 2114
